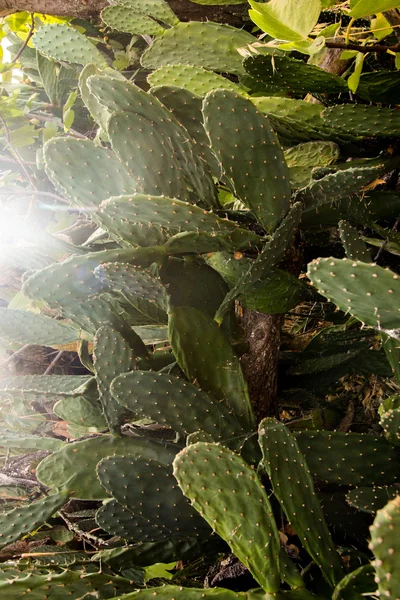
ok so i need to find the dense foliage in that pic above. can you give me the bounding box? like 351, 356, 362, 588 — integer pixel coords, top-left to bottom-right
0, 0, 400, 598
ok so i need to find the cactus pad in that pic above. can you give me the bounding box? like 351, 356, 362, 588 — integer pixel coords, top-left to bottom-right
93, 326, 135, 433
203, 90, 291, 233
296, 431, 400, 486
0, 308, 78, 347
322, 104, 400, 138
148, 64, 246, 97
215, 202, 302, 321
244, 54, 348, 94
43, 137, 137, 212
173, 442, 281, 593
36, 434, 178, 499
101, 5, 165, 36
33, 24, 107, 67
259, 418, 343, 587
169, 306, 255, 429
346, 485, 399, 514
339, 220, 371, 262
141, 22, 255, 75
116, 0, 179, 26
0, 491, 68, 550
307, 258, 400, 338
97, 455, 209, 541
369, 495, 400, 600
111, 370, 245, 447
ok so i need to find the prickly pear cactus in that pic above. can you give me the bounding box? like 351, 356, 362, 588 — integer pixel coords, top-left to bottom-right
369, 496, 400, 599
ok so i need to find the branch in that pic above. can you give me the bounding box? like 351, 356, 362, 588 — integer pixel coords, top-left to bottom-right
12, 12, 34, 63
0, 0, 248, 26
325, 40, 400, 53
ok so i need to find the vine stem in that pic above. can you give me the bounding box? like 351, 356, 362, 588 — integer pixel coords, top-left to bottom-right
12, 13, 35, 63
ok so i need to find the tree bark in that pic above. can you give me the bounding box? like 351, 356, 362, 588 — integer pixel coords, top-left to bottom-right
240, 311, 283, 421
0, 0, 248, 26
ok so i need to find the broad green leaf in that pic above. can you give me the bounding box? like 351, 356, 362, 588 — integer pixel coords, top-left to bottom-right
351, 0, 400, 18
371, 13, 393, 40
347, 52, 365, 93
249, 0, 321, 42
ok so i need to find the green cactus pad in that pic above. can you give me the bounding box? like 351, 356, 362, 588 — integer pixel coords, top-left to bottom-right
107, 111, 194, 203
87, 75, 217, 207
346, 485, 399, 515
164, 229, 259, 254
141, 22, 256, 75
79, 64, 118, 132
169, 306, 255, 429
215, 202, 302, 322
160, 257, 230, 319
150, 85, 221, 176
0, 374, 92, 399
284, 141, 339, 189
116, 0, 179, 26
380, 408, 400, 446
297, 165, 385, 211
174, 442, 281, 593
36, 434, 178, 500
22, 247, 165, 310
94, 261, 168, 315
112, 585, 257, 598
0, 308, 78, 347
93, 327, 135, 433
101, 5, 165, 36
259, 418, 343, 587
99, 194, 254, 243
53, 395, 107, 432
96, 498, 144, 540
97, 455, 209, 540
111, 370, 245, 447
111, 586, 262, 599
0, 490, 68, 550
148, 64, 246, 97
207, 251, 308, 314
296, 431, 400, 486
381, 334, 400, 385
339, 220, 371, 262
203, 90, 291, 233
33, 24, 107, 67
322, 104, 400, 138
61, 293, 151, 346
0, 570, 134, 600
332, 564, 376, 600
0, 429, 64, 451
307, 258, 400, 338
369, 495, 400, 600
43, 137, 137, 211
86, 75, 215, 195
243, 54, 348, 94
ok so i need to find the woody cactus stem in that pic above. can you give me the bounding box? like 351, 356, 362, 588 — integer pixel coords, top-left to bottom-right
0, 1, 247, 26
240, 311, 283, 420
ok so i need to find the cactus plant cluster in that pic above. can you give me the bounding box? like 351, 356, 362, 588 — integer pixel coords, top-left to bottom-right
1, 0, 400, 598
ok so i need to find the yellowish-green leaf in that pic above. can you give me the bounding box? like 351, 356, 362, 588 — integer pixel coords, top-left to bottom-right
277, 36, 325, 55
317, 22, 340, 38
249, 0, 321, 42
351, 0, 400, 18
347, 51, 365, 93
371, 13, 393, 40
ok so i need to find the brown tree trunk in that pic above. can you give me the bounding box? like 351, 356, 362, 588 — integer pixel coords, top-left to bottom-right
240, 311, 283, 421
0, 0, 248, 26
